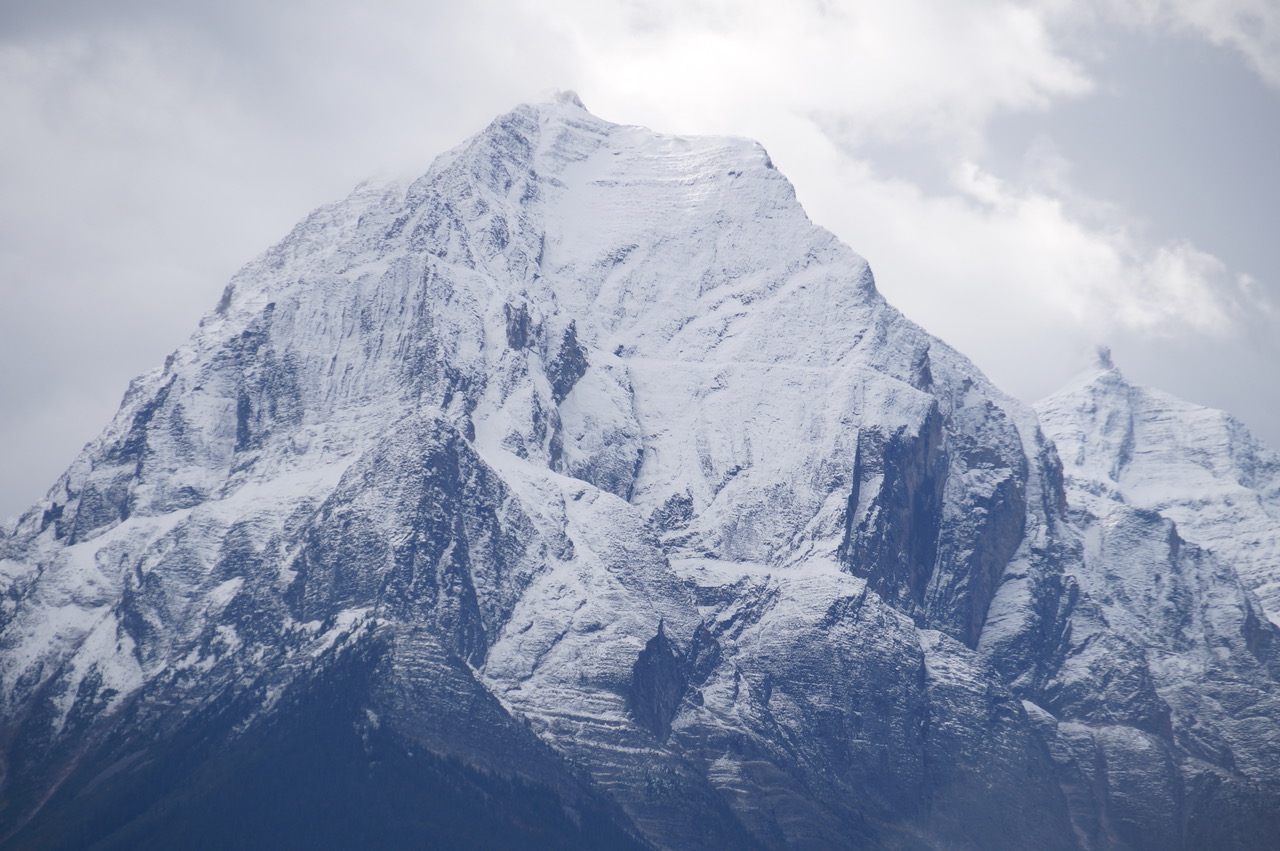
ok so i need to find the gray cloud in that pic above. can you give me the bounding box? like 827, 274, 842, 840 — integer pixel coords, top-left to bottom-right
1103, 0, 1280, 89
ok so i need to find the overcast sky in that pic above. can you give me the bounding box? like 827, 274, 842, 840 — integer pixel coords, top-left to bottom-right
2, 0, 1278, 519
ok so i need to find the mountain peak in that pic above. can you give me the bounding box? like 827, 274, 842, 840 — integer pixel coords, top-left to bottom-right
1040, 346, 1130, 406
1037, 352, 1280, 625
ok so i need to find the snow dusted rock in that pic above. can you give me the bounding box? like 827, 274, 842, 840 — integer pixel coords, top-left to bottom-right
1037, 352, 1280, 624
1, 99, 1277, 849
1030, 358, 1280, 849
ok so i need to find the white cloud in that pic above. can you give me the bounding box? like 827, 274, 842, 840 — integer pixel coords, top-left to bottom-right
540, 0, 1092, 151
1107, 0, 1280, 89
949, 160, 1240, 334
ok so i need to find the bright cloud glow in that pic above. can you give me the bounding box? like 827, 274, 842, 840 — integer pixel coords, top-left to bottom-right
542, 0, 1092, 149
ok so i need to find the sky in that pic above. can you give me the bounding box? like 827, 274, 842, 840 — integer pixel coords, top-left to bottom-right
2, 0, 1278, 519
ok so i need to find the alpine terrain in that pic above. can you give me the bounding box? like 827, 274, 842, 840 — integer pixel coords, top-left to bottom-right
2, 93, 1279, 850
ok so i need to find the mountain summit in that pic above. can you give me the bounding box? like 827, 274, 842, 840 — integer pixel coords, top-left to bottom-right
1037, 359, 1280, 622
2, 100, 1278, 850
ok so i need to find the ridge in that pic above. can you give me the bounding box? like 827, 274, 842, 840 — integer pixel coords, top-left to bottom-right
1037, 356, 1280, 623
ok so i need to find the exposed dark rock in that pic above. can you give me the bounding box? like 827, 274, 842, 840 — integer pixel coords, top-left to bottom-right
628, 622, 688, 741
503, 302, 534, 350
548, 321, 589, 404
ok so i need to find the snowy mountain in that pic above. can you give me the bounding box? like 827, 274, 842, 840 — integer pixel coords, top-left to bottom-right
1026, 353, 1280, 848
1, 95, 1278, 849
1036, 349, 1280, 624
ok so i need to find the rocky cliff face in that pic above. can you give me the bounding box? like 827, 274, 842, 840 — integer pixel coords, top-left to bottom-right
1, 96, 1277, 850
1027, 356, 1280, 850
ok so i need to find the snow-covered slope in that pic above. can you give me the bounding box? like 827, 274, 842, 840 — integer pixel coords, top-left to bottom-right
1037, 350, 1280, 624
1029, 352, 1280, 849
1, 97, 1278, 850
